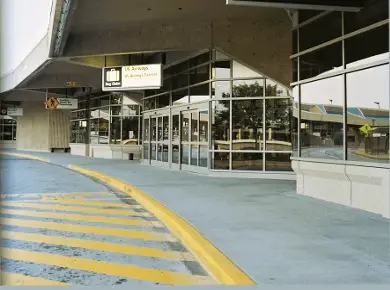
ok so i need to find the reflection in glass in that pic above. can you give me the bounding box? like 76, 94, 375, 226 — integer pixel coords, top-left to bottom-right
189, 65, 209, 85
265, 99, 292, 151
212, 152, 230, 170
199, 146, 208, 167
181, 145, 189, 165
111, 94, 122, 104
111, 106, 122, 115
158, 117, 163, 141
162, 145, 169, 162
151, 118, 157, 141
212, 101, 230, 150
151, 144, 156, 160
143, 144, 149, 160
300, 76, 344, 160
172, 89, 189, 105
232, 80, 264, 98
199, 111, 209, 142
122, 117, 139, 145
191, 145, 198, 166
110, 117, 121, 144
265, 80, 289, 97
232, 99, 263, 151
157, 144, 162, 161
346, 64, 389, 163
191, 113, 198, 142
172, 72, 189, 90
163, 116, 169, 141
98, 118, 109, 144
232, 153, 263, 171
190, 84, 210, 103
265, 153, 292, 171
212, 61, 231, 79
172, 114, 180, 143
172, 145, 179, 164
232, 61, 262, 78
144, 118, 149, 142
182, 113, 189, 142
90, 119, 99, 144
212, 82, 231, 98
157, 94, 170, 109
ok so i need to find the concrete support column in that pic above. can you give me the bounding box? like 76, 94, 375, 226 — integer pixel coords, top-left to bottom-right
16, 101, 70, 152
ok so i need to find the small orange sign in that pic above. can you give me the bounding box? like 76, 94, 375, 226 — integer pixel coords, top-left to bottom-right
45, 96, 59, 110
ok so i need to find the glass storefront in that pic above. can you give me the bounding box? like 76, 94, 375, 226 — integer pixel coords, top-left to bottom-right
142, 49, 293, 173
71, 92, 143, 145
291, 1, 389, 164
0, 102, 18, 142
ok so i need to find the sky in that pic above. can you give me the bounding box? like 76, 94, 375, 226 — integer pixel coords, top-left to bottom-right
0, 0, 53, 75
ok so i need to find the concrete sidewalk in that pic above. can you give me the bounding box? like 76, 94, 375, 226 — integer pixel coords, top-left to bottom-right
1, 150, 389, 284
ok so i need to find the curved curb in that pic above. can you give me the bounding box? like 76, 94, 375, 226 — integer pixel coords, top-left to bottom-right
68, 164, 256, 285
0, 152, 49, 163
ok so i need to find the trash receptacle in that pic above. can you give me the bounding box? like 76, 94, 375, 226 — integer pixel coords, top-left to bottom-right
129, 153, 134, 160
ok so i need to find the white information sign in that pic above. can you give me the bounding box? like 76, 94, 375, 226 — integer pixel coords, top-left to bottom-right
7, 108, 23, 116
56, 98, 78, 109
102, 64, 162, 91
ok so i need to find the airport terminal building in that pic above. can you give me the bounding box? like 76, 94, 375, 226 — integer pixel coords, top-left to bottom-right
0, 0, 388, 217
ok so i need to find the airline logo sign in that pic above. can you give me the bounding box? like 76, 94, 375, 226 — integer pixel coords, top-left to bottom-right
102, 64, 162, 91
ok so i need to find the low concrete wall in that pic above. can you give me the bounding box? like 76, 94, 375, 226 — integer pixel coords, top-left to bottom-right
70, 144, 89, 157
87, 145, 142, 160
292, 158, 389, 218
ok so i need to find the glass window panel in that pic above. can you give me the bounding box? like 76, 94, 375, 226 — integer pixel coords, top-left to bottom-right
266, 80, 289, 97
151, 118, 157, 141
157, 94, 170, 109
172, 89, 189, 105
98, 118, 109, 144
232, 61, 263, 78
163, 116, 169, 141
90, 98, 100, 108
299, 10, 322, 23
157, 117, 163, 141
344, 1, 388, 33
265, 153, 293, 171
162, 145, 169, 162
232, 99, 264, 151
143, 144, 149, 160
111, 94, 122, 105
110, 117, 121, 144
172, 145, 179, 164
299, 41, 343, 80
300, 76, 344, 160
144, 98, 156, 111
190, 84, 210, 103
111, 106, 122, 115
233, 79, 264, 98
299, 12, 342, 51
181, 145, 189, 165
232, 153, 264, 171
122, 117, 139, 145
212, 152, 230, 170
90, 108, 100, 118
292, 58, 298, 82
212, 81, 231, 98
212, 100, 230, 150
265, 99, 292, 152
172, 114, 180, 143
172, 72, 189, 90
199, 111, 209, 143
181, 113, 190, 142
212, 61, 231, 79
346, 64, 389, 163
100, 106, 110, 118
199, 145, 208, 167
12, 125, 16, 141
292, 30, 298, 55
100, 95, 110, 107
215, 50, 229, 60
189, 65, 209, 85
90, 119, 99, 144
2, 125, 12, 140
144, 118, 150, 142
191, 145, 198, 166
78, 101, 87, 109
292, 86, 299, 156
151, 143, 156, 160
157, 144, 163, 161
190, 52, 211, 67
345, 25, 389, 69
191, 112, 198, 142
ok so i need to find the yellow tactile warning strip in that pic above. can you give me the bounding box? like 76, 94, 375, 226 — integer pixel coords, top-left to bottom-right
69, 165, 256, 285
0, 191, 216, 286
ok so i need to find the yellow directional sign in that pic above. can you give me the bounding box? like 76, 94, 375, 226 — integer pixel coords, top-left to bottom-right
44, 96, 59, 110
359, 123, 372, 135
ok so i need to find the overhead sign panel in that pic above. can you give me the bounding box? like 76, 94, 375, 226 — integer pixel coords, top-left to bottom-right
102, 64, 163, 92
226, 0, 365, 11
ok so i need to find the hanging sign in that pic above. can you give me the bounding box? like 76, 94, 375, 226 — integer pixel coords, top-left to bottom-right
102, 64, 162, 92
45, 96, 78, 110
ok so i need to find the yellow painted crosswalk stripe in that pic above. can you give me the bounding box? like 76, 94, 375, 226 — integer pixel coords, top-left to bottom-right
2, 231, 194, 261
0, 272, 70, 286
0, 218, 176, 242
0, 209, 163, 227
0, 248, 215, 285
34, 199, 141, 209
3, 202, 152, 218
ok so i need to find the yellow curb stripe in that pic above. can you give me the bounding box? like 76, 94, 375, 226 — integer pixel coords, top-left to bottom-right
2, 230, 195, 261
0, 248, 215, 285
69, 165, 256, 285
36, 199, 141, 209
355, 151, 389, 160
3, 202, 152, 218
0, 209, 163, 228
0, 152, 49, 162
0, 272, 70, 286
0, 192, 109, 199
0, 218, 177, 242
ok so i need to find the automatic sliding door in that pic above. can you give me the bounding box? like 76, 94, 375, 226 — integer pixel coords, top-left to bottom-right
181, 112, 190, 166
199, 110, 209, 167
172, 114, 180, 166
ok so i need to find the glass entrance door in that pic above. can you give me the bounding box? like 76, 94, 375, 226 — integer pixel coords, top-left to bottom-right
150, 112, 169, 167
